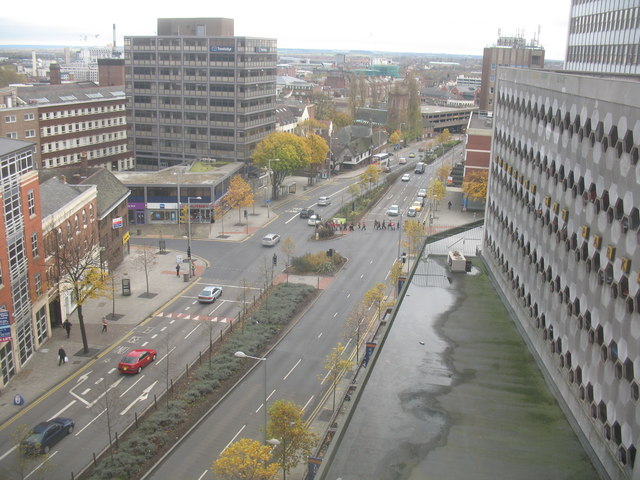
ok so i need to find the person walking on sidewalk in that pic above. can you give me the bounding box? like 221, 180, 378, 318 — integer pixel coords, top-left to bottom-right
176, 263, 181, 277
58, 347, 67, 366
63, 319, 72, 338
101, 316, 108, 333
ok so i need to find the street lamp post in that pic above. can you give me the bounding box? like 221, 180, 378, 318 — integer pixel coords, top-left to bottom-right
266, 159, 280, 218
187, 196, 202, 277
234, 351, 268, 444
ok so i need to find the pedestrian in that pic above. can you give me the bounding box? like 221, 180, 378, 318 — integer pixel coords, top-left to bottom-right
191, 262, 196, 276
362, 221, 366, 231
58, 347, 67, 366
101, 316, 108, 333
448, 201, 452, 209
176, 263, 181, 277
357, 222, 361, 230
63, 319, 72, 338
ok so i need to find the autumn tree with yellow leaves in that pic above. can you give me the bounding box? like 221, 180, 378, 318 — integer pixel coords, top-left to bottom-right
462, 170, 489, 202
212, 438, 279, 480
225, 175, 254, 223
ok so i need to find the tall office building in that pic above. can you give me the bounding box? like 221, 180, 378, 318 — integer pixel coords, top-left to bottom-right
565, 1, 640, 74
484, 3, 640, 479
125, 18, 277, 170
479, 35, 545, 112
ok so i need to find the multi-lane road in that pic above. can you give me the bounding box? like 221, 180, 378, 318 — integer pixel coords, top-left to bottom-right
0, 144, 460, 479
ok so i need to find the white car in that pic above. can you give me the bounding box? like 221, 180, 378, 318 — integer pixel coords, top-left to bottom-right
308, 214, 322, 226
387, 205, 400, 216
317, 196, 331, 206
401, 174, 411, 182
198, 285, 223, 303
398, 157, 407, 165
261, 233, 280, 246
407, 206, 418, 217
417, 188, 427, 198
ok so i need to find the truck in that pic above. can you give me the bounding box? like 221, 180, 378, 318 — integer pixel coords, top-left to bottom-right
414, 162, 425, 174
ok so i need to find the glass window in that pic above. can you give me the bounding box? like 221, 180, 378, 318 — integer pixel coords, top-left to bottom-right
31, 232, 38, 258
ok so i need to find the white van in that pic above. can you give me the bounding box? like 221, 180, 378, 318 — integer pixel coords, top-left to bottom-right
318, 196, 331, 206
414, 162, 425, 174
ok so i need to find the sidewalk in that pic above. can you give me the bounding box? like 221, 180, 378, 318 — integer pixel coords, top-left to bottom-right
0, 244, 205, 429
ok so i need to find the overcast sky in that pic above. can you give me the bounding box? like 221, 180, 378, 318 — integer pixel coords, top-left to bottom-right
0, 0, 571, 61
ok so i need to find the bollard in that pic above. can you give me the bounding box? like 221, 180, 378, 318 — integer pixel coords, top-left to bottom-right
199, 351, 202, 365
115, 431, 119, 449
186, 363, 189, 377
154, 394, 157, 409
171, 378, 174, 395
135, 412, 138, 428
93, 452, 97, 466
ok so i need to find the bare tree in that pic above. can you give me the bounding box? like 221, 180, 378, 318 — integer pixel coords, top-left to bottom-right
132, 243, 158, 296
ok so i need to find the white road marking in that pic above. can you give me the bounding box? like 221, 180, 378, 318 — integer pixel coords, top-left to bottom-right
155, 347, 176, 365
185, 306, 191, 311
94, 378, 103, 385
76, 408, 106, 436
142, 341, 149, 347
86, 378, 123, 408
108, 368, 116, 374
81, 388, 91, 395
184, 324, 201, 339
360, 274, 364, 278
302, 395, 314, 412
25, 450, 57, 479
169, 319, 176, 324
120, 381, 157, 416
333, 312, 338, 318
151, 334, 158, 339
160, 326, 167, 332
346, 293, 351, 298
119, 375, 146, 398
317, 332, 323, 339
197, 471, 209, 480
48, 400, 77, 424
222, 425, 246, 454
256, 389, 277, 414
283, 359, 301, 380
0, 445, 17, 462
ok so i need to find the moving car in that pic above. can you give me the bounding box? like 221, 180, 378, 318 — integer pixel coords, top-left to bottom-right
412, 201, 423, 212
401, 173, 411, 182
414, 196, 425, 207
407, 206, 418, 217
262, 233, 280, 246
387, 204, 400, 216
317, 196, 331, 206
308, 214, 322, 226
299, 208, 314, 219
409, 152, 416, 158
21, 417, 75, 454
417, 188, 427, 198
118, 348, 157, 374
398, 157, 407, 165
198, 285, 223, 303
414, 162, 426, 174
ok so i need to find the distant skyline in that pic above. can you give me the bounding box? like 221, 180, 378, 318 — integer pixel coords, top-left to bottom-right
0, 0, 571, 61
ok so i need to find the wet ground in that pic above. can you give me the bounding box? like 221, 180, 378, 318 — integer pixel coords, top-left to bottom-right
322, 251, 599, 480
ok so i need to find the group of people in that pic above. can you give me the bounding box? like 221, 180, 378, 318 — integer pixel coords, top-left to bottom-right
373, 219, 399, 230
57, 316, 109, 366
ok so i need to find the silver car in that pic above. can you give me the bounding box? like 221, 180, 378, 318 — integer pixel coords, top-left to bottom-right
387, 204, 400, 216
261, 233, 280, 246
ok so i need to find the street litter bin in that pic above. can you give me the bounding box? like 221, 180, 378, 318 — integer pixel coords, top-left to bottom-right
183, 273, 190, 282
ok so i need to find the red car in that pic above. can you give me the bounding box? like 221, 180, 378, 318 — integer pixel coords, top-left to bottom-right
118, 348, 157, 374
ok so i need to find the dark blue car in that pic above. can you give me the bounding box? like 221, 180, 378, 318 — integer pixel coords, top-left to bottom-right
21, 417, 74, 454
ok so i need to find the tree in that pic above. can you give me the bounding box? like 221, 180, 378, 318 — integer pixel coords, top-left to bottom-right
407, 72, 423, 141
389, 130, 401, 145
403, 219, 425, 257
332, 111, 352, 128
0, 65, 26, 88
427, 178, 447, 207
389, 260, 404, 298
213, 438, 279, 480
267, 401, 318, 478
296, 118, 325, 138
252, 132, 311, 200
51, 235, 111, 354
364, 283, 387, 323
132, 243, 158, 297
437, 128, 453, 144
310, 92, 335, 121
225, 175, 254, 223
321, 343, 355, 411
360, 164, 380, 190
343, 301, 368, 364
348, 183, 361, 203
305, 133, 329, 168
281, 236, 295, 283
462, 170, 489, 201
213, 203, 226, 235
436, 164, 450, 183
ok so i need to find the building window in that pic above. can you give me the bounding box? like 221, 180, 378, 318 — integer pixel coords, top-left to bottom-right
35, 306, 47, 344
4, 115, 16, 123
16, 320, 34, 365
27, 190, 35, 216
0, 342, 16, 385
6, 132, 17, 139
31, 232, 39, 258
34, 272, 42, 296
25, 130, 36, 138
0, 263, 3, 286
24, 113, 35, 121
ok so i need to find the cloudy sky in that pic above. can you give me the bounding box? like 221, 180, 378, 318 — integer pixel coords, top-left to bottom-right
0, 0, 571, 60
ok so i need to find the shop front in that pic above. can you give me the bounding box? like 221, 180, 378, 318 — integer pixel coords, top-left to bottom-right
128, 202, 147, 225
147, 203, 178, 224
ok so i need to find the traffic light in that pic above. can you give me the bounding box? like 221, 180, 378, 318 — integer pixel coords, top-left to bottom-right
179, 205, 188, 224
187, 246, 191, 259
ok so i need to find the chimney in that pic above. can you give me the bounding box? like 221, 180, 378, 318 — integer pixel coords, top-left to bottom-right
49, 63, 61, 85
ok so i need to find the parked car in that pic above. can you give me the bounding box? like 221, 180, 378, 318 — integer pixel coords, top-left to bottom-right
118, 349, 157, 374
401, 173, 411, 182
21, 417, 75, 454
417, 188, 427, 198
409, 152, 416, 158
299, 208, 314, 219
398, 157, 407, 165
407, 206, 418, 217
387, 205, 400, 216
262, 233, 280, 246
317, 196, 331, 206
308, 214, 322, 226
198, 285, 223, 303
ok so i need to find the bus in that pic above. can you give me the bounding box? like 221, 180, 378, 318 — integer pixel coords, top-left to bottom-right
372, 153, 391, 171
